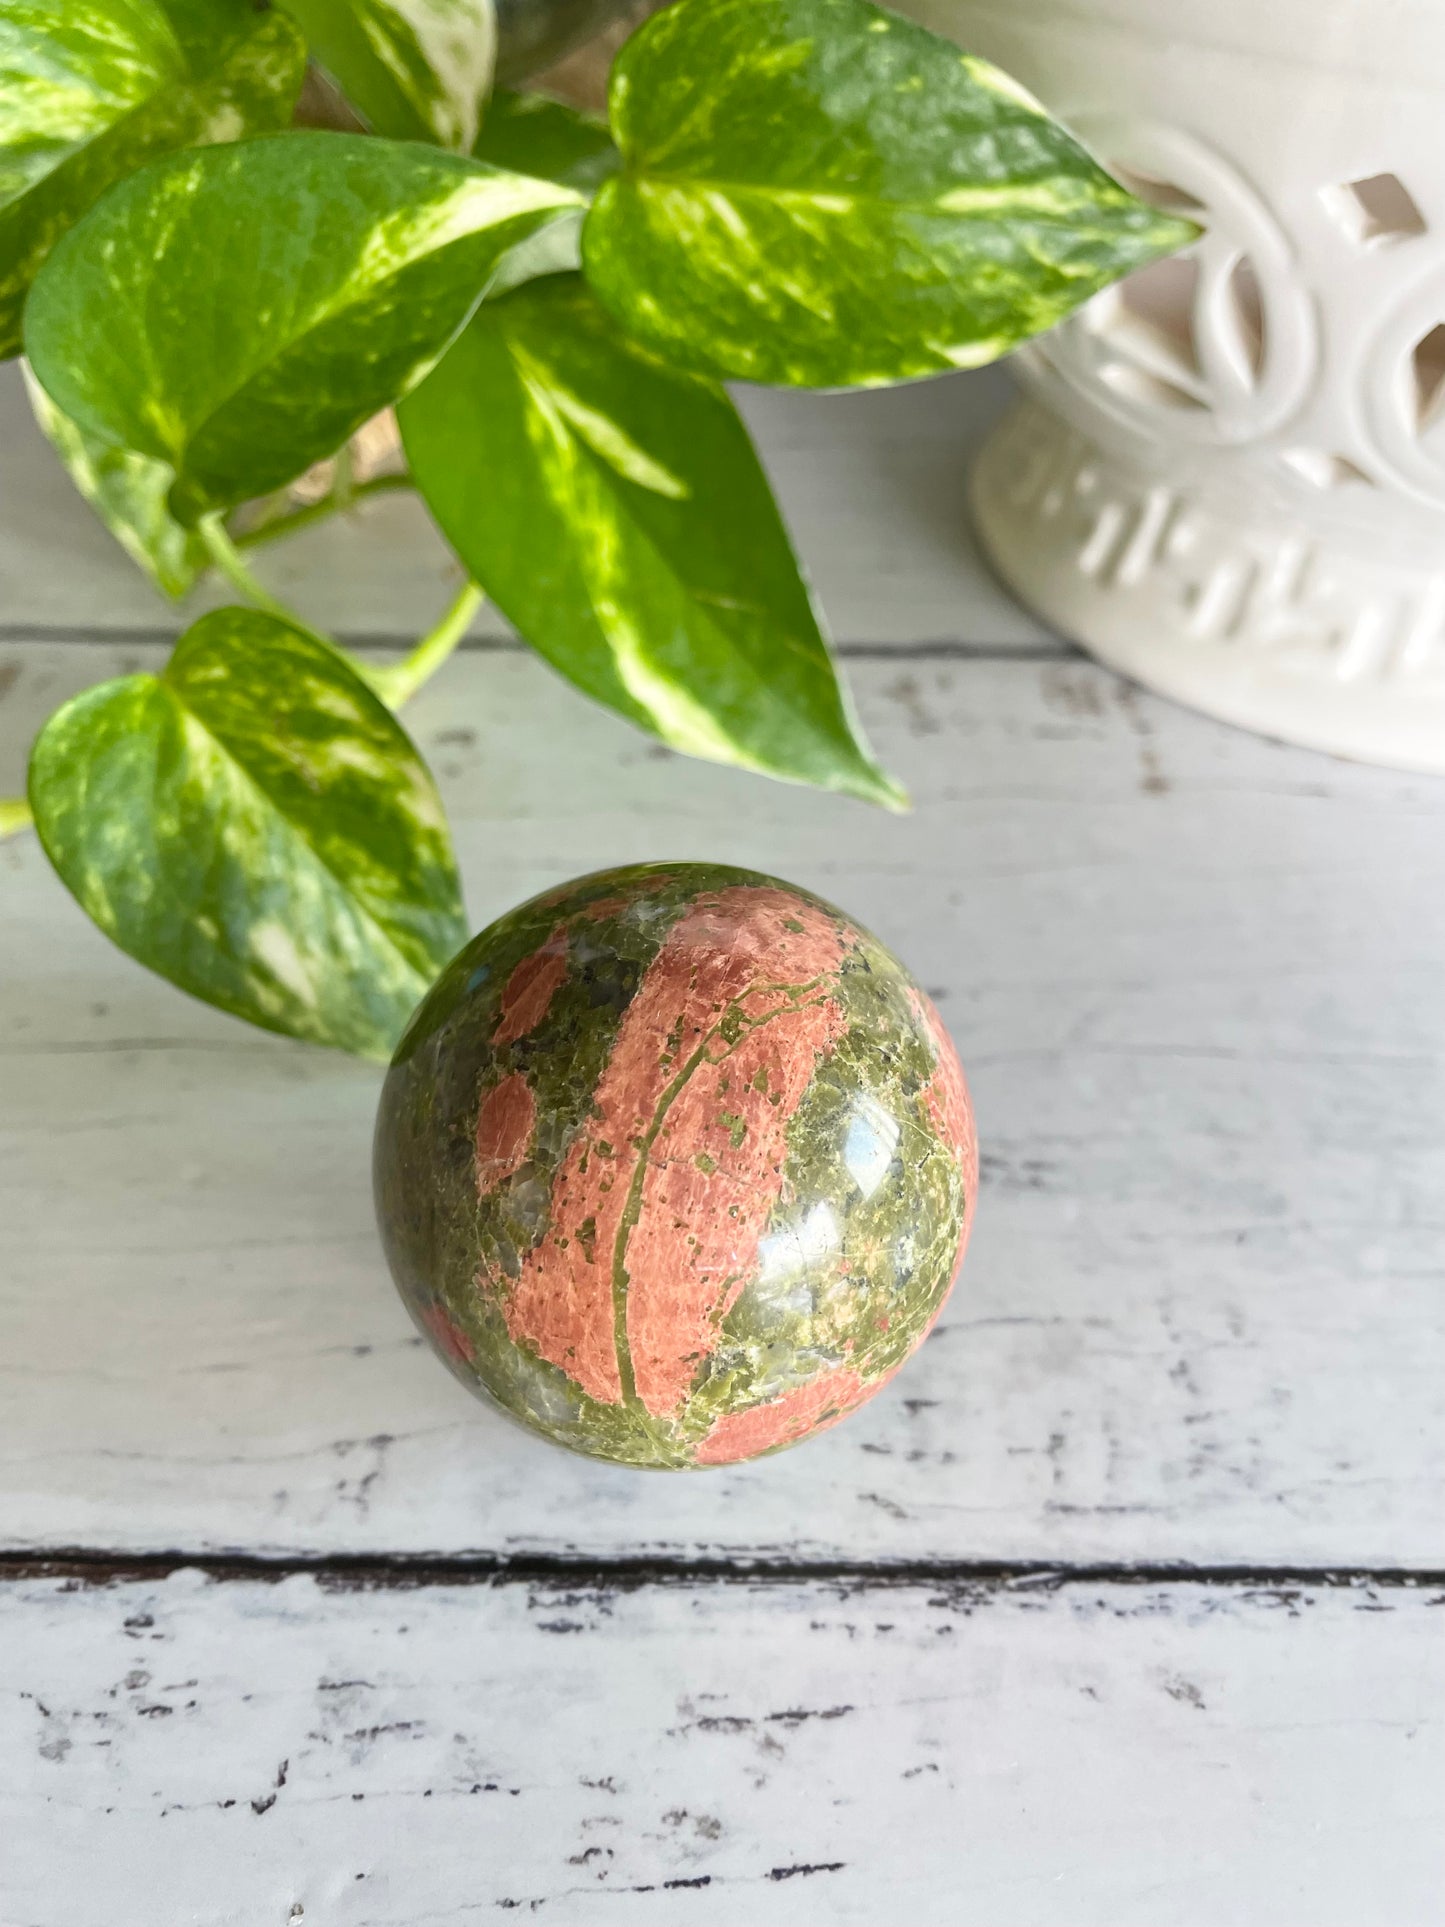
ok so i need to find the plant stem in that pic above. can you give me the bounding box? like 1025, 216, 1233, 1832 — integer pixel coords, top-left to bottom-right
333, 439, 355, 512
199, 513, 316, 632
233, 473, 413, 553
370, 582, 484, 709
198, 515, 383, 679
203, 508, 477, 711
0, 797, 32, 841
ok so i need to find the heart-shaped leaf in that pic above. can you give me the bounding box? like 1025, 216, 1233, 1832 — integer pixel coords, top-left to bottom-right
23, 364, 204, 599
582, 0, 1200, 388
473, 87, 618, 193
400, 274, 903, 807
28, 607, 468, 1058
0, 0, 305, 359
279, 0, 497, 151
24, 130, 583, 523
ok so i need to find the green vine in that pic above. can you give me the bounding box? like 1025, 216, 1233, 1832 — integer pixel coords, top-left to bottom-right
3, 0, 1197, 1056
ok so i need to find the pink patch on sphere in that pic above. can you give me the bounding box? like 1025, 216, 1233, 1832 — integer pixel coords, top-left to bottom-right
625, 893, 849, 1417
578, 894, 629, 923
498, 886, 852, 1411
694, 1366, 882, 1466
421, 1303, 474, 1367
475, 1073, 536, 1197
492, 938, 568, 1046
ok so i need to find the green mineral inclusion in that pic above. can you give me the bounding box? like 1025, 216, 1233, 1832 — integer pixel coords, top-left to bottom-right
374, 862, 970, 1468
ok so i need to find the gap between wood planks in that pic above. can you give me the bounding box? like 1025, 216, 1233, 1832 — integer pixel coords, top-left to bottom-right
0, 625, 1075, 662
2, 1551, 1441, 1594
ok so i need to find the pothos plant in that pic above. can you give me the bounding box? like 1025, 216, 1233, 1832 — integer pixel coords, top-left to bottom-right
1, 0, 1194, 1060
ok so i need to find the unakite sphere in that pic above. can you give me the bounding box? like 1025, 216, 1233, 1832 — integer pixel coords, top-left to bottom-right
374, 863, 977, 1468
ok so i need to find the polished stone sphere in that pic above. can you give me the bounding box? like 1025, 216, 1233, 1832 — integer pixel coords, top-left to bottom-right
374, 863, 977, 1468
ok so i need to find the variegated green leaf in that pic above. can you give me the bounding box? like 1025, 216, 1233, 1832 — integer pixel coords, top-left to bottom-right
400, 275, 903, 808
23, 363, 203, 599
473, 87, 618, 193
0, 0, 305, 359
279, 0, 496, 151
582, 0, 1200, 388
28, 607, 467, 1059
24, 131, 584, 524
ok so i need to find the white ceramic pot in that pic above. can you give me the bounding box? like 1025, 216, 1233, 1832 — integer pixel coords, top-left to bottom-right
901, 0, 1445, 769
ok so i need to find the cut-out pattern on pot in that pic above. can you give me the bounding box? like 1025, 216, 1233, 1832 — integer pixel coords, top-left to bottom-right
1037, 119, 1318, 447
1363, 282, 1445, 510
1320, 173, 1426, 250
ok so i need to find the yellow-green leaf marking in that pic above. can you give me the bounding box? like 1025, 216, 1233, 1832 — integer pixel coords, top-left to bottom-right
582, 0, 1200, 389
28, 608, 468, 1058
400, 275, 903, 807
279, 0, 497, 151
24, 131, 584, 522
0, 0, 305, 359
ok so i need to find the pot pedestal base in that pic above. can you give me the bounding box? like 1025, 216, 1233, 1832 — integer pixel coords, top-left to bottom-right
971, 394, 1445, 772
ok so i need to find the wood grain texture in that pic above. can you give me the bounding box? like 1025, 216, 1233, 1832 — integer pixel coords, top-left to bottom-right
0, 358, 1040, 647
4, 642, 1442, 1564
1, 1569, 1440, 1926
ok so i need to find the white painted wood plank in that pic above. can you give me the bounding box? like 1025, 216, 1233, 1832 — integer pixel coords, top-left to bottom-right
2, 1571, 1439, 1926
0, 357, 1044, 647
3, 643, 1442, 1564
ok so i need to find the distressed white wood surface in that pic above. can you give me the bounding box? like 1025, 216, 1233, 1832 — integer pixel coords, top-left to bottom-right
5, 340, 1441, 1927
0, 358, 1041, 647
2, 1570, 1440, 1927
4, 642, 1442, 1564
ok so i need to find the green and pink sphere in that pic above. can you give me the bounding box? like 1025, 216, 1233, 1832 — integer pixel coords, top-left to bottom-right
374, 863, 977, 1468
